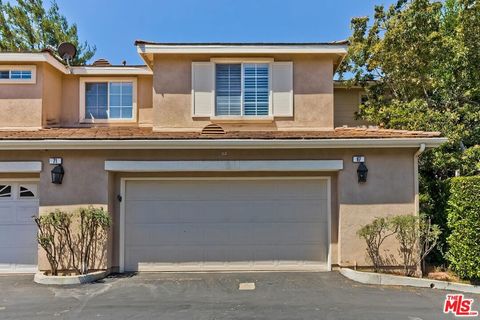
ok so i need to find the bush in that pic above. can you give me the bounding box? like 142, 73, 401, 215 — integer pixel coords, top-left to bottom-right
33, 210, 71, 276
390, 215, 440, 276
34, 206, 111, 275
357, 217, 395, 272
357, 215, 440, 276
446, 176, 480, 281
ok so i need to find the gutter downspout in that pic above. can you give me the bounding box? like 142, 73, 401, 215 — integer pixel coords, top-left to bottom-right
414, 143, 426, 215
414, 143, 426, 276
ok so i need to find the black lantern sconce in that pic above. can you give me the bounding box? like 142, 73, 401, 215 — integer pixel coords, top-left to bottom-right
51, 164, 64, 184
357, 162, 368, 183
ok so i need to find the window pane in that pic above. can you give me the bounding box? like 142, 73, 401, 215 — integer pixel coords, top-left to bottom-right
0, 185, 11, 198
108, 82, 133, 119
216, 64, 241, 116
19, 186, 35, 198
109, 82, 121, 94
10, 71, 21, 79
121, 82, 132, 94
20, 71, 32, 79
121, 107, 132, 119
110, 94, 121, 106
121, 94, 132, 106
109, 106, 121, 119
85, 82, 108, 119
0, 71, 9, 79
243, 64, 269, 116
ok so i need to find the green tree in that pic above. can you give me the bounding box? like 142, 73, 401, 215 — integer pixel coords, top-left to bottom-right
0, 0, 95, 65
339, 0, 480, 264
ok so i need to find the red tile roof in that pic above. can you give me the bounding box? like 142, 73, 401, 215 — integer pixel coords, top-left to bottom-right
0, 127, 442, 140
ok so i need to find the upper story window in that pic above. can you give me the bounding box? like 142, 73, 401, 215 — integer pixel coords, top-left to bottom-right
0, 65, 36, 84
215, 63, 270, 117
191, 60, 292, 119
79, 78, 137, 123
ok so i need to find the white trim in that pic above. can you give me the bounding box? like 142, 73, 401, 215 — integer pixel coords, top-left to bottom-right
0, 178, 40, 181
209, 116, 274, 123
326, 176, 332, 271
0, 137, 448, 150
0, 161, 42, 173
71, 66, 152, 75
137, 44, 348, 55
0, 65, 37, 84
79, 77, 138, 124
119, 177, 126, 273
118, 176, 332, 273
105, 160, 343, 172
0, 52, 68, 73
210, 57, 274, 63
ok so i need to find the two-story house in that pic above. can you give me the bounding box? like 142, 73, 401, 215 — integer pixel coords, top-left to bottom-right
0, 42, 445, 274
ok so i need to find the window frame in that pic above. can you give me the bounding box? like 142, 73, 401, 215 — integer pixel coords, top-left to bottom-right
79, 77, 137, 123
211, 58, 273, 120
0, 65, 36, 84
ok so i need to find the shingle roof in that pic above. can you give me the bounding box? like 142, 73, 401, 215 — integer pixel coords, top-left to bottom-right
0, 127, 442, 141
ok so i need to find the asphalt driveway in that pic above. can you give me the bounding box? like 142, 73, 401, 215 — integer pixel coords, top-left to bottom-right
0, 272, 476, 320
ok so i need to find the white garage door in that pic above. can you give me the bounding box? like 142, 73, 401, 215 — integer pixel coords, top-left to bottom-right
0, 182, 38, 273
123, 178, 330, 272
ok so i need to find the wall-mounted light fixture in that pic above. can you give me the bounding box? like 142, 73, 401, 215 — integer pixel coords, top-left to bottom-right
51, 164, 64, 184
357, 162, 368, 183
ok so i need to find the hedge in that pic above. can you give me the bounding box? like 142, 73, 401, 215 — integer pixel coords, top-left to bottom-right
446, 176, 480, 280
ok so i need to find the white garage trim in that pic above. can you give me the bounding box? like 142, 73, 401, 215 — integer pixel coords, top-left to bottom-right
106, 160, 343, 172
119, 177, 331, 273
0, 161, 42, 173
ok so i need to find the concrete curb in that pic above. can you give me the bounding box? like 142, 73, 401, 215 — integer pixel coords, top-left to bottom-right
34, 270, 107, 285
340, 268, 480, 294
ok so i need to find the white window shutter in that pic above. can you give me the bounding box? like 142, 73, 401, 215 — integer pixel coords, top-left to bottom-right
192, 62, 214, 117
272, 61, 293, 117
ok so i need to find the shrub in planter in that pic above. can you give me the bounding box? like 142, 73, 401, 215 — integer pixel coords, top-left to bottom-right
357, 217, 395, 272
34, 206, 111, 276
357, 215, 440, 276
446, 176, 480, 281
33, 210, 71, 276
390, 215, 441, 277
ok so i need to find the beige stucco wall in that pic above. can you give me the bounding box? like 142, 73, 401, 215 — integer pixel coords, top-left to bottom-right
42, 63, 63, 126
0, 62, 43, 128
0, 147, 416, 271
1, 54, 344, 131
333, 87, 369, 128
152, 54, 335, 131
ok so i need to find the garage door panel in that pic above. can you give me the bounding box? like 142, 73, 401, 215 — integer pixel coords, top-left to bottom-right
15, 204, 38, 224
251, 223, 328, 245
0, 225, 37, 247
124, 179, 329, 272
127, 200, 327, 224
276, 245, 328, 264
126, 180, 327, 201
0, 203, 15, 224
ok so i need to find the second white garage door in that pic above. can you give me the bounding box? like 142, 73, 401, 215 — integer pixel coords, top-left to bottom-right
123, 178, 330, 272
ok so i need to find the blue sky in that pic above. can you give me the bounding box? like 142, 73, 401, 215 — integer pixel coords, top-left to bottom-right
54, 0, 396, 65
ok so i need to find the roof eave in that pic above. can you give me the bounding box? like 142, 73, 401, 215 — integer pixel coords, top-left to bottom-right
70, 66, 153, 75
135, 43, 349, 55
0, 137, 447, 150
0, 52, 68, 73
